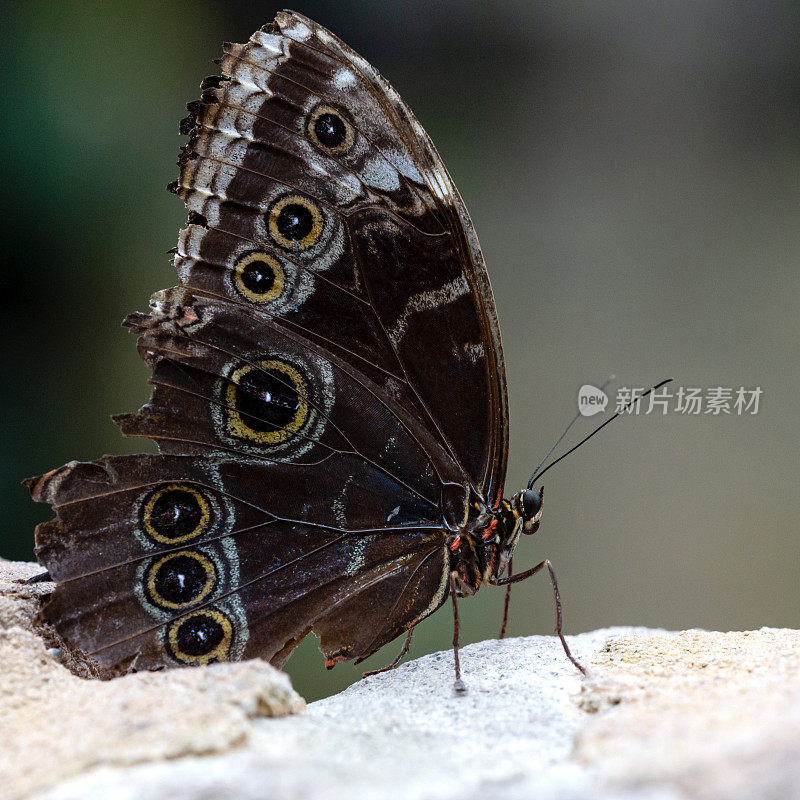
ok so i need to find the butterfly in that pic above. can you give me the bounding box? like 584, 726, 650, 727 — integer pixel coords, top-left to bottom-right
26, 11, 584, 691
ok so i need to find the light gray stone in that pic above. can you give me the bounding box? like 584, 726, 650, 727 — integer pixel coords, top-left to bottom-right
30, 631, 634, 800
0, 561, 304, 800
2, 560, 798, 800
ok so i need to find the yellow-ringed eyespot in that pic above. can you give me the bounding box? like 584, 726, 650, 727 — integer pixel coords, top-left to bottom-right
232, 251, 285, 303
306, 104, 355, 155
144, 550, 217, 610
167, 608, 233, 665
267, 194, 324, 251
142, 484, 211, 544
225, 360, 309, 444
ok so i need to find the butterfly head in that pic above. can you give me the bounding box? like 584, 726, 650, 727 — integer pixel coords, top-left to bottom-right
513, 485, 544, 534
480, 487, 544, 584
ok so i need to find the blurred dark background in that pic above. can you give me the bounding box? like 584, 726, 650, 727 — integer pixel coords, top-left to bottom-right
2, 1, 798, 701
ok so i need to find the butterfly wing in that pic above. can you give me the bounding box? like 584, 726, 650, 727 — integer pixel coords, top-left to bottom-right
28, 12, 507, 671
174, 11, 508, 501
28, 455, 449, 670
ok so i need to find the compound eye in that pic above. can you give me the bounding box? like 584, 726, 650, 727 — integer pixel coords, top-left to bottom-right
521, 490, 542, 522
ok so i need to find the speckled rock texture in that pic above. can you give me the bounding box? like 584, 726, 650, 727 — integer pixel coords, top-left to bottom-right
0, 560, 304, 799
575, 628, 800, 800
2, 559, 797, 800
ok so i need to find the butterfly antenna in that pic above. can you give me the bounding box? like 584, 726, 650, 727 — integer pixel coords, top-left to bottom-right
528, 375, 616, 484
527, 378, 673, 489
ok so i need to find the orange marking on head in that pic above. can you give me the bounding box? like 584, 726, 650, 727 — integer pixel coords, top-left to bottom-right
449, 535, 461, 552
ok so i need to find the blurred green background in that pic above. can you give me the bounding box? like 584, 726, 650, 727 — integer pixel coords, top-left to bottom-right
2, 1, 798, 701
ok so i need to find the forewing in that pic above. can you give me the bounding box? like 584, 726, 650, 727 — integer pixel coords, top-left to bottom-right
174, 11, 508, 500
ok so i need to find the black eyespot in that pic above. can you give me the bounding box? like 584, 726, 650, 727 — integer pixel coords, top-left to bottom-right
153, 554, 211, 605
225, 360, 310, 445
151, 491, 200, 537
521, 490, 542, 521
314, 112, 347, 148
167, 608, 233, 664
236, 368, 300, 433
267, 195, 324, 251
175, 613, 225, 656
142, 485, 211, 544
307, 104, 354, 155
276, 203, 313, 242
242, 261, 274, 295
232, 252, 285, 303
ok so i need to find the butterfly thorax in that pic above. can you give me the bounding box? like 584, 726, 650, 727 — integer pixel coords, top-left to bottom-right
448, 488, 542, 593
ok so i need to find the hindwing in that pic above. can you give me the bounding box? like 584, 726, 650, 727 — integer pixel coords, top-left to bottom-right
29, 455, 449, 669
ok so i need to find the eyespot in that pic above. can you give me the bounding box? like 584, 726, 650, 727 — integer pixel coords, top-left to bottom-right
307, 104, 354, 155
233, 252, 285, 303
267, 194, 324, 251
212, 350, 333, 461
167, 608, 233, 665
142, 484, 212, 544
145, 550, 217, 610
225, 359, 309, 444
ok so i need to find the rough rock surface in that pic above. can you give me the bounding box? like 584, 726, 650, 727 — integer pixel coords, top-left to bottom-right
2, 559, 798, 800
0, 560, 304, 799
576, 628, 800, 800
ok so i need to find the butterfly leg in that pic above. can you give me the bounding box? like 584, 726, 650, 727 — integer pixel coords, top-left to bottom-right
361, 627, 414, 677
449, 570, 467, 694
493, 559, 586, 675
498, 556, 513, 639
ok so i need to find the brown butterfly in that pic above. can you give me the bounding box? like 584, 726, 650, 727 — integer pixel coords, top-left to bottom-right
26, 11, 585, 691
